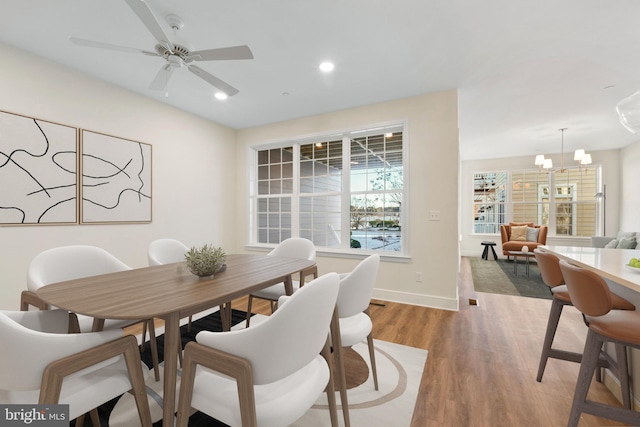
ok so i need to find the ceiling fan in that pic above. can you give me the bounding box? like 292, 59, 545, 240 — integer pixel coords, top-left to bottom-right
70, 0, 253, 96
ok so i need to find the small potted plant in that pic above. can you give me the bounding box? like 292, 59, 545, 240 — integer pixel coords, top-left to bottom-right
184, 244, 226, 278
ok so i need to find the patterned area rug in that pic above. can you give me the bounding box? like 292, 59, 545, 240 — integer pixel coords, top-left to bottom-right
470, 256, 552, 299
79, 310, 427, 426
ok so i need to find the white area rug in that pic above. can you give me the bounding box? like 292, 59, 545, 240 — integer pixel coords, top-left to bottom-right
110, 314, 427, 426
293, 339, 427, 427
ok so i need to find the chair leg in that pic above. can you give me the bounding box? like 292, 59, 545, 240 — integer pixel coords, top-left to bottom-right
147, 319, 160, 381
246, 295, 254, 327
178, 342, 183, 367
321, 338, 339, 427
75, 413, 85, 426
536, 298, 565, 382
366, 332, 379, 391
140, 321, 148, 352
89, 408, 100, 426
187, 315, 193, 333
615, 343, 631, 410
568, 330, 603, 427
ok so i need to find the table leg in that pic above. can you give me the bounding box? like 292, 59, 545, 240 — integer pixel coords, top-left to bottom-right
491, 245, 498, 260
162, 312, 180, 427
482, 245, 489, 260
525, 256, 530, 276
220, 302, 232, 332
284, 274, 294, 295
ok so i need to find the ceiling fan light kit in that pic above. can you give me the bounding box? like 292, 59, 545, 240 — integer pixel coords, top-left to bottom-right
69, 0, 253, 97
534, 128, 593, 173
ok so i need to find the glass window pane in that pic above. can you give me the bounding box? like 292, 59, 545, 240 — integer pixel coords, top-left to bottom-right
258, 165, 269, 180
258, 150, 269, 165
254, 126, 403, 252
258, 181, 269, 195
270, 148, 281, 163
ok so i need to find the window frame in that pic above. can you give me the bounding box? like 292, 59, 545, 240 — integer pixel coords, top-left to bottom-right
248, 122, 409, 258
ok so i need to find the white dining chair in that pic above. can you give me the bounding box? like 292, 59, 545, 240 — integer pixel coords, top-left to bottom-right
335, 254, 381, 391
147, 238, 190, 266
175, 272, 341, 427
0, 309, 152, 426
245, 237, 318, 326
23, 245, 160, 381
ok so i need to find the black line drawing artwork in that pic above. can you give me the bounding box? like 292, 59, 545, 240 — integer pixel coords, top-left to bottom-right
0, 110, 78, 225
81, 130, 152, 223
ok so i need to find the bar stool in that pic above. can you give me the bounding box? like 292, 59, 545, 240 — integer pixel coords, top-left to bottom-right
533, 249, 635, 383
559, 259, 639, 427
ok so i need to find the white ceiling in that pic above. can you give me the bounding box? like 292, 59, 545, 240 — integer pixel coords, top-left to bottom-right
2, 0, 640, 160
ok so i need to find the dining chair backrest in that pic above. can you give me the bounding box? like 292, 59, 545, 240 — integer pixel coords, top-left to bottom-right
533, 249, 564, 288
336, 254, 380, 318
195, 272, 339, 385
27, 245, 131, 292
558, 260, 613, 317
0, 310, 122, 391
148, 238, 189, 266
268, 237, 316, 261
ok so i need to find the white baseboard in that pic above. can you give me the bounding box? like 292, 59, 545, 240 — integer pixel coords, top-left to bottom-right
371, 288, 459, 311
603, 368, 639, 410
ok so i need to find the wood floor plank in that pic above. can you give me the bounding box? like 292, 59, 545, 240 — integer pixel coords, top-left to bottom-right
374, 256, 628, 427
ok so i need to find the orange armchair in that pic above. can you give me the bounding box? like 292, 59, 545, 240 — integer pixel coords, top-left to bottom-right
500, 222, 548, 257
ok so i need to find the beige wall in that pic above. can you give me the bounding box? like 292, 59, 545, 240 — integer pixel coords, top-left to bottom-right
0, 42, 239, 310
236, 91, 461, 310
0, 41, 461, 312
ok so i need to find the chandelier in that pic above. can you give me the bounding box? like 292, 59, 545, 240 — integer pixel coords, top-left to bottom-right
534, 128, 592, 172
616, 90, 640, 133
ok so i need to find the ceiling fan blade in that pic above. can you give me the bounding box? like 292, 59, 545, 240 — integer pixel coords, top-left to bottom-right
188, 65, 239, 96
70, 37, 158, 56
124, 0, 174, 51
149, 63, 174, 91
187, 45, 254, 61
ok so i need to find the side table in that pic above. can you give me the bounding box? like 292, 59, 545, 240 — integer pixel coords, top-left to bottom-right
481, 241, 498, 260
507, 250, 534, 276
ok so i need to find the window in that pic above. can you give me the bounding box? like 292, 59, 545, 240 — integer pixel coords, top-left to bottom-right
473, 172, 507, 233
473, 167, 599, 237
253, 124, 405, 254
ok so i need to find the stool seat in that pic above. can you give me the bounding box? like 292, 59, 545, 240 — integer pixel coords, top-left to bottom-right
551, 285, 635, 310
587, 310, 640, 344
550, 285, 571, 303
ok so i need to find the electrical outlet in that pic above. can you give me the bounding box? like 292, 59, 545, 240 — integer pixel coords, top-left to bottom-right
429, 210, 440, 221
416, 272, 423, 282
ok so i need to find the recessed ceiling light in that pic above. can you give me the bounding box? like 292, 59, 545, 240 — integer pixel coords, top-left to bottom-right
215, 92, 228, 100
319, 62, 335, 72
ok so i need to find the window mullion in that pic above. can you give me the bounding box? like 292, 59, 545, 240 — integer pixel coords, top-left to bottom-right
341, 135, 351, 250
292, 144, 300, 235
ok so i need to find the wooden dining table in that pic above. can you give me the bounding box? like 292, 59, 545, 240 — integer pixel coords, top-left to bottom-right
35, 253, 322, 426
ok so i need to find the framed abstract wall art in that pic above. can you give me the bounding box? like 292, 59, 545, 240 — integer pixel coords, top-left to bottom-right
80, 130, 152, 224
0, 110, 78, 225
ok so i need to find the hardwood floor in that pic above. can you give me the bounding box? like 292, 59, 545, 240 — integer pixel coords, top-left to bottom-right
132, 256, 629, 426
369, 256, 626, 427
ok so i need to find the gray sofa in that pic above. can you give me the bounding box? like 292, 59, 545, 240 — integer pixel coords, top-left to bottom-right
591, 231, 639, 249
